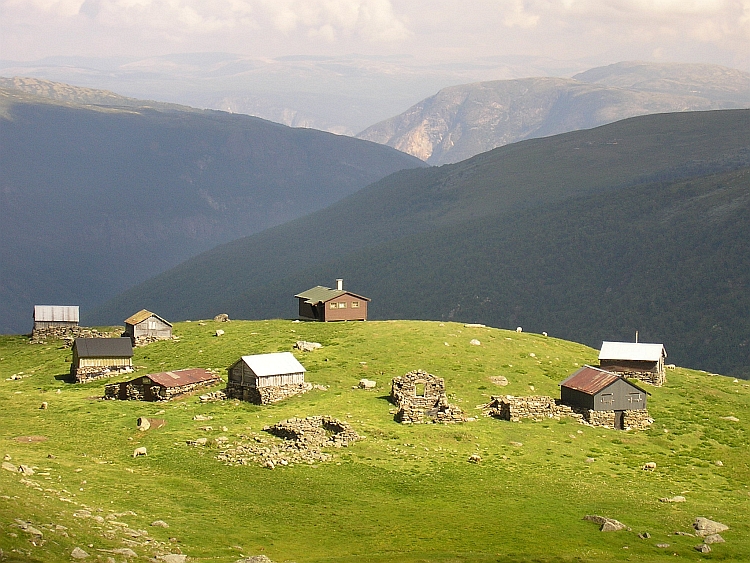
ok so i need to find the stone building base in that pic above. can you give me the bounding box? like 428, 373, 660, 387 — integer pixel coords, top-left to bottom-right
31, 326, 121, 345
226, 382, 312, 404
615, 370, 666, 387
104, 377, 221, 401
73, 365, 133, 384
486, 395, 652, 431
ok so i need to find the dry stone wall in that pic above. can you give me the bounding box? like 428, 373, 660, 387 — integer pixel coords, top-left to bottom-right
74, 366, 133, 384
31, 326, 122, 345
225, 381, 312, 404
617, 370, 665, 387
390, 369, 466, 424
104, 377, 221, 401
486, 395, 652, 431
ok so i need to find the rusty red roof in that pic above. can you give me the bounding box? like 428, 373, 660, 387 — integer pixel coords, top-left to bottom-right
559, 365, 622, 395
145, 368, 219, 388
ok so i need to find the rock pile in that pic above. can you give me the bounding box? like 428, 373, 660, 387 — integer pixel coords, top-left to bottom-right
217, 416, 361, 468
30, 326, 122, 345
390, 370, 465, 424
294, 341, 322, 352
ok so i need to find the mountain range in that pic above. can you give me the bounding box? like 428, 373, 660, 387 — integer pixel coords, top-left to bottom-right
0, 83, 423, 334
90, 109, 750, 377
357, 61, 750, 164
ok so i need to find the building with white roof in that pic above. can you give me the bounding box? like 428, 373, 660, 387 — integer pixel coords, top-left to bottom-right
226, 352, 310, 404
599, 341, 667, 386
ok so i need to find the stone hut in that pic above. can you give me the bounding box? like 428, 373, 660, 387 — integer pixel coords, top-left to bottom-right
123, 309, 172, 345
226, 352, 310, 404
295, 279, 370, 322
390, 369, 465, 423
32, 305, 79, 340
599, 341, 667, 386
560, 365, 651, 430
104, 368, 220, 401
71, 337, 133, 383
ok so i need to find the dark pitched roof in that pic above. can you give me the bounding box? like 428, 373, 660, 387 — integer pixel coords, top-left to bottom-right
144, 368, 218, 388
559, 365, 647, 395
73, 337, 133, 358
295, 286, 370, 304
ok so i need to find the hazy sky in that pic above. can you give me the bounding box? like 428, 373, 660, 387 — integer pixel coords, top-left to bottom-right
1, 0, 749, 71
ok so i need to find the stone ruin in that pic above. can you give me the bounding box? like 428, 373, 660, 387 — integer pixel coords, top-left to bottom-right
30, 326, 121, 346
390, 369, 466, 424
484, 395, 652, 431
216, 416, 361, 468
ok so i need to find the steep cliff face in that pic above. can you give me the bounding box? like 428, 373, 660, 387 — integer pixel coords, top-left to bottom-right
358, 62, 750, 165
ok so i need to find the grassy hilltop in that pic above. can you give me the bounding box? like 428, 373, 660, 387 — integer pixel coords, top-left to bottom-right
0, 320, 748, 562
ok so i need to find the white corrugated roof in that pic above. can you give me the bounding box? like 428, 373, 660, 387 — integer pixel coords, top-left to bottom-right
34, 305, 79, 322
599, 341, 666, 361
241, 352, 306, 377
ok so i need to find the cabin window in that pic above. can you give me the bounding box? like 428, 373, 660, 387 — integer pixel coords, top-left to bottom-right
148, 320, 157, 330
415, 383, 425, 397
338, 302, 347, 309
330, 303, 337, 309
352, 301, 359, 308
628, 393, 642, 403
600, 393, 614, 405
142, 378, 151, 385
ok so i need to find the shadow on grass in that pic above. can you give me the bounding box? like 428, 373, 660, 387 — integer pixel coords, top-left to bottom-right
53, 372, 75, 384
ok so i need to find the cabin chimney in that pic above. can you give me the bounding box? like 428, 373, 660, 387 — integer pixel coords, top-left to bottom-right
336, 278, 343, 291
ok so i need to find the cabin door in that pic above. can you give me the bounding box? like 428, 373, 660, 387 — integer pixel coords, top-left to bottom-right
144, 385, 154, 401
614, 411, 625, 430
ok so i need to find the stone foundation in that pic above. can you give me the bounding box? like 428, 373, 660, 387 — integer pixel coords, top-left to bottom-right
104, 377, 221, 401
391, 369, 466, 424
486, 395, 652, 430
73, 365, 133, 384
225, 381, 312, 404
132, 334, 176, 347
613, 370, 665, 387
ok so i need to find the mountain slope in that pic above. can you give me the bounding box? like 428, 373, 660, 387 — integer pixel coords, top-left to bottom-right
91, 110, 750, 375
357, 62, 750, 165
0, 85, 424, 334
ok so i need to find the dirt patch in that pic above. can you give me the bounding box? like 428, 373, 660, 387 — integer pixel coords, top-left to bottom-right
14, 436, 48, 443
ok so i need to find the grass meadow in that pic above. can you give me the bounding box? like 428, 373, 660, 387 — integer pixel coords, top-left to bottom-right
0, 319, 748, 562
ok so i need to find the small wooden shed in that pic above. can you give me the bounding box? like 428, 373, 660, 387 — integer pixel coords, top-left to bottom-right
123, 309, 172, 343
33, 305, 79, 330
599, 341, 667, 386
105, 368, 220, 401
227, 352, 308, 404
71, 337, 133, 383
295, 279, 370, 322
560, 365, 647, 429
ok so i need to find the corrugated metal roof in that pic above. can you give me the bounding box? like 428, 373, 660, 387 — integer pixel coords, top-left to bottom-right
559, 365, 621, 395
124, 309, 172, 326
294, 285, 370, 304
73, 337, 133, 358
146, 368, 218, 388
599, 341, 666, 361
34, 305, 79, 322
240, 352, 306, 377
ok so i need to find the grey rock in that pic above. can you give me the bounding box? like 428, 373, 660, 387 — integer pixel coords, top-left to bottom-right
18, 464, 34, 475
693, 517, 729, 536
236, 557, 275, 563
1, 461, 16, 472
659, 495, 686, 503
358, 379, 376, 389
294, 341, 322, 352
694, 544, 711, 553
656, 543, 670, 548
584, 515, 629, 531
151, 520, 169, 528
704, 533, 725, 544
213, 314, 230, 322
71, 547, 90, 559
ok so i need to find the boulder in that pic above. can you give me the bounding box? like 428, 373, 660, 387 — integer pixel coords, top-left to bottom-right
215, 329, 225, 337
1, 461, 17, 472
693, 517, 729, 537
71, 547, 90, 559
694, 544, 711, 553
214, 314, 230, 322
159, 555, 187, 563
704, 534, 725, 544
358, 379, 376, 389
660, 495, 686, 503
151, 520, 169, 528
584, 515, 629, 531
470, 339, 481, 346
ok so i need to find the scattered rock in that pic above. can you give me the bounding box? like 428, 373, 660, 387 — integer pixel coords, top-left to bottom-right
489, 376, 508, 386
214, 314, 230, 322
694, 544, 711, 553
660, 496, 686, 503
236, 556, 275, 563
715, 460, 724, 467
464, 323, 485, 328
509, 441, 523, 447
137, 418, 151, 431
469, 339, 481, 346
294, 341, 322, 352
40, 402, 48, 410
584, 515, 630, 531
193, 415, 213, 421
585, 458, 596, 463
693, 517, 728, 537
215, 329, 225, 337
638, 532, 651, 539
1, 461, 16, 472
721, 416, 740, 422
151, 520, 169, 528
159, 555, 187, 563
71, 547, 90, 559
656, 543, 670, 548
187, 438, 208, 446
704, 534, 725, 544
18, 465, 34, 475
357, 379, 376, 389
674, 531, 694, 536
15, 520, 43, 537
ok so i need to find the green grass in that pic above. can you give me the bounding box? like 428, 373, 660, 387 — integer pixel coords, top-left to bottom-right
1, 320, 749, 562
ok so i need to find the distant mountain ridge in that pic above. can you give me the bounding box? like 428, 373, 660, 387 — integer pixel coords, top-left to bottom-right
357, 61, 750, 164
91, 109, 750, 376
0, 84, 424, 334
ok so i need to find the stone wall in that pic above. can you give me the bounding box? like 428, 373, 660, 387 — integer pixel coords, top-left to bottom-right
31, 326, 122, 345
615, 370, 665, 387
105, 377, 221, 401
266, 416, 361, 448
390, 369, 466, 424
225, 381, 312, 404
73, 365, 133, 384
486, 395, 652, 431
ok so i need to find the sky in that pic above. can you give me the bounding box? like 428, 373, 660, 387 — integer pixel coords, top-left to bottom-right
1, 0, 750, 71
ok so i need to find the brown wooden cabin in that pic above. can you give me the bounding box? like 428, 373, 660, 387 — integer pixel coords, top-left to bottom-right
105, 368, 220, 401
598, 341, 667, 386
71, 337, 133, 382
295, 279, 369, 321
123, 309, 172, 342
33, 305, 79, 330
560, 365, 647, 428
227, 352, 306, 403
